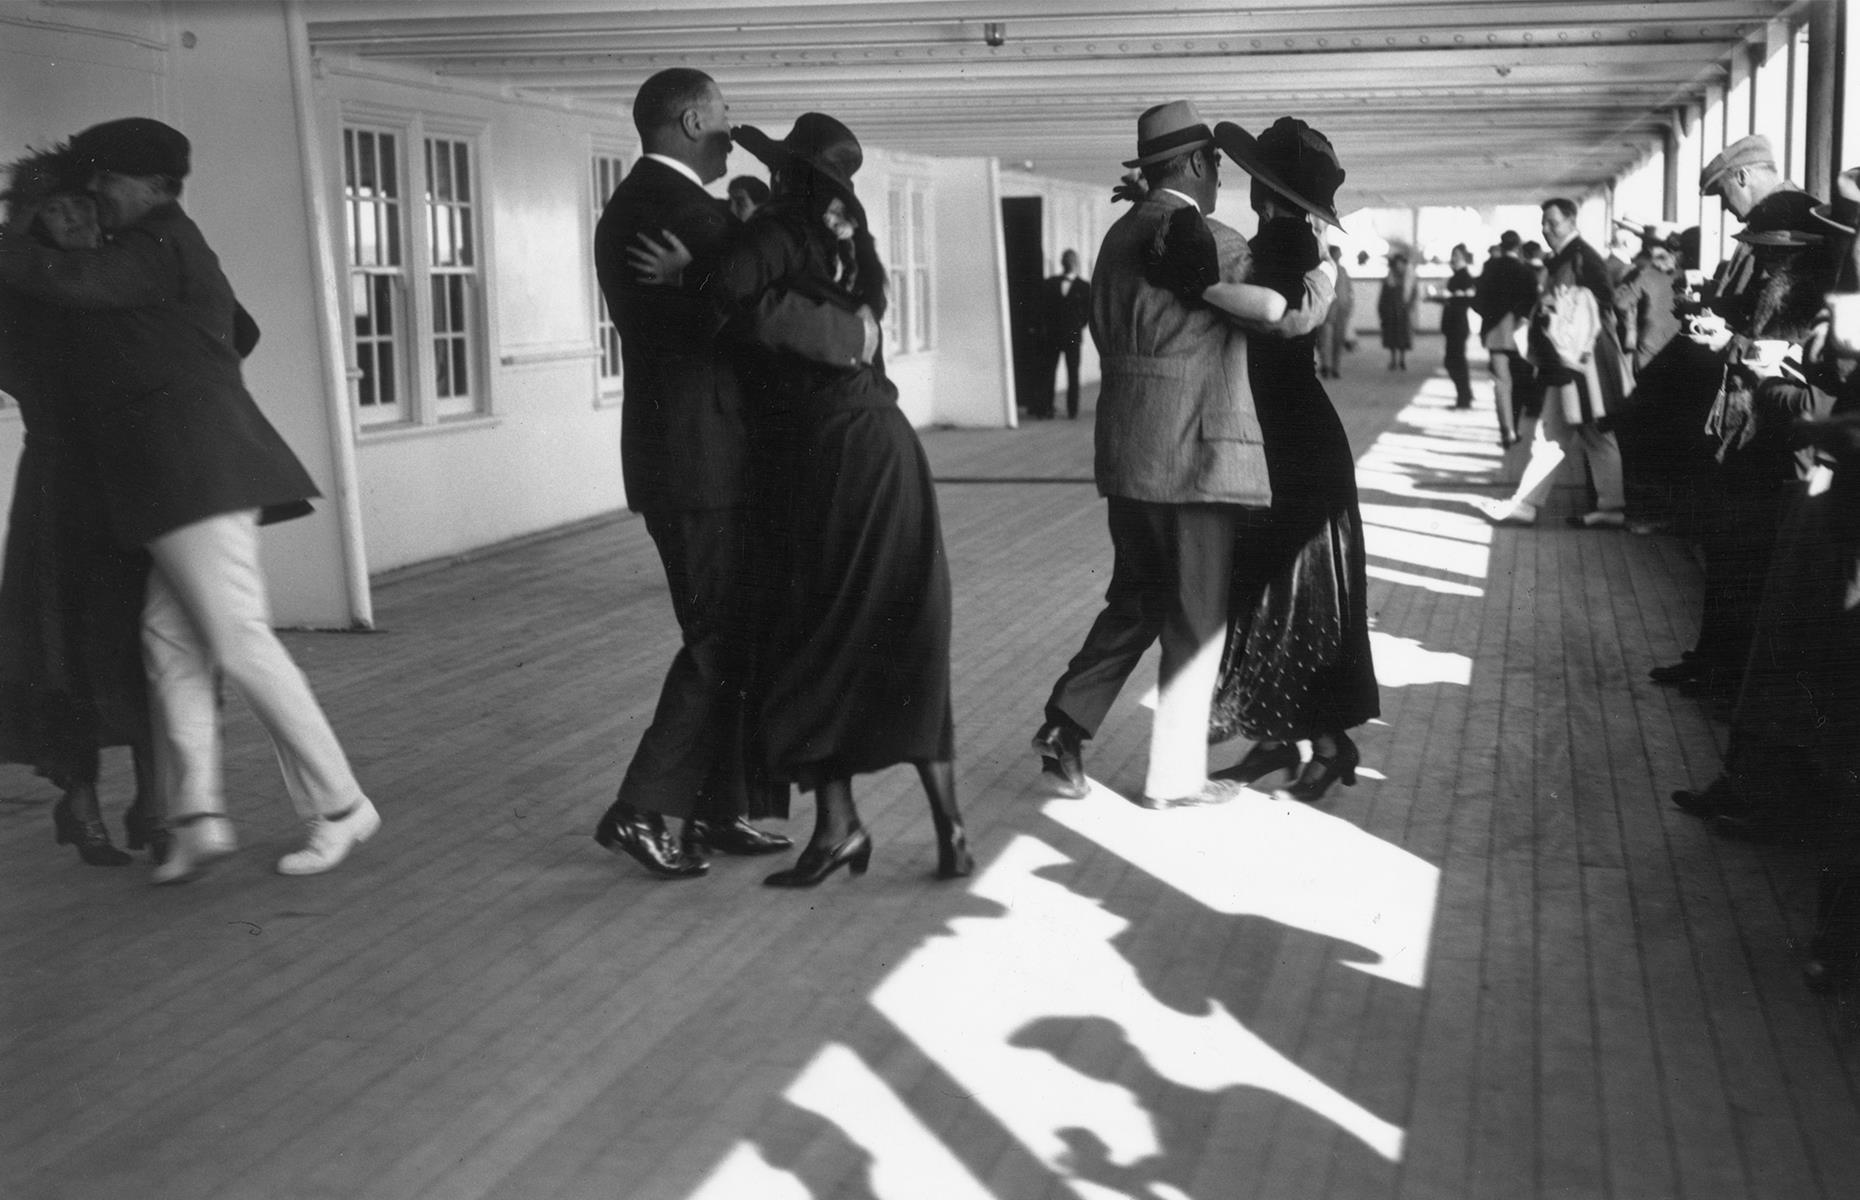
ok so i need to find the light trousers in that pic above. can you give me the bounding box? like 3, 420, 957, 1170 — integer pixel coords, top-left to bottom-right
1145, 505, 1236, 800
143, 510, 364, 821
1507, 382, 1625, 512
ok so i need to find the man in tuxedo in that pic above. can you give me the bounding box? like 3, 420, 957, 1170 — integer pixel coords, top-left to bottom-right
591, 69, 870, 877
1042, 249, 1092, 418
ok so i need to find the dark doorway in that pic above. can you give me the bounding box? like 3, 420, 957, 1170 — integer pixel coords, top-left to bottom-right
1000, 196, 1047, 420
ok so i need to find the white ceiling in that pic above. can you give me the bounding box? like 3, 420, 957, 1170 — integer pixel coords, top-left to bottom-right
304, 0, 1814, 209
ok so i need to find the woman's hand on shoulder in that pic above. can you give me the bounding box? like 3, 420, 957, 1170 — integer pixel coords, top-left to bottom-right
627, 229, 692, 287
1145, 204, 1220, 302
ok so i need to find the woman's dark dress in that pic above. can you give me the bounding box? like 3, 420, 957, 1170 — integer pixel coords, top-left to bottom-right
0, 288, 151, 787
1378, 271, 1414, 351
1211, 218, 1380, 743
712, 204, 954, 789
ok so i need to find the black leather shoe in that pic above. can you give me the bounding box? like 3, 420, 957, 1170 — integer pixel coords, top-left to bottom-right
1031, 721, 1089, 798
1273, 734, 1361, 805
595, 805, 708, 879
764, 829, 873, 888
684, 816, 792, 857
1213, 741, 1301, 787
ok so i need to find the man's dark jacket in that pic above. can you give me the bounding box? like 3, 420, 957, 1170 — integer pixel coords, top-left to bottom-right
594, 157, 864, 515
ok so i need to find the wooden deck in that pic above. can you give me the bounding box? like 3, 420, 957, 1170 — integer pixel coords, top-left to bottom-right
4, 342, 1859, 1200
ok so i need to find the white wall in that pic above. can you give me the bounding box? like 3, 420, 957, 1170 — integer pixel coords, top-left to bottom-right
314, 61, 632, 575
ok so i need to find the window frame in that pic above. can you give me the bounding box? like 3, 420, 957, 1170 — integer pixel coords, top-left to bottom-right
337, 106, 495, 435
883, 175, 935, 358
590, 145, 629, 406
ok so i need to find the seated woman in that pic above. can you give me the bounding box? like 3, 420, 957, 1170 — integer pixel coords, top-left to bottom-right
0, 145, 162, 865
631, 113, 969, 886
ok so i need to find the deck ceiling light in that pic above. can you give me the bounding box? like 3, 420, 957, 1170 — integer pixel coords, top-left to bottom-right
983, 22, 1005, 48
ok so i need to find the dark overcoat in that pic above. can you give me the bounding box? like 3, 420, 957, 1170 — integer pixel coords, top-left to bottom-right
0, 201, 317, 546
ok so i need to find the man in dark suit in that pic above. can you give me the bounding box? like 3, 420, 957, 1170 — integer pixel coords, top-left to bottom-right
591, 69, 869, 878
1041, 249, 1092, 418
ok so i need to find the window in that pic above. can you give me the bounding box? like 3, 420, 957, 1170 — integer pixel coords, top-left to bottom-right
592, 151, 627, 396
884, 180, 934, 357
340, 117, 488, 429
343, 127, 405, 424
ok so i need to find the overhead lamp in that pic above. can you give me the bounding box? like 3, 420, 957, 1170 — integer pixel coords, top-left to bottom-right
983, 22, 1006, 48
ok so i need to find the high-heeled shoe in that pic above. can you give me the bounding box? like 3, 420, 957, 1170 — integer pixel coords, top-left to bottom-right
151, 813, 236, 885
52, 798, 133, 867
764, 828, 872, 888
1274, 734, 1360, 804
935, 822, 974, 880
1213, 740, 1301, 787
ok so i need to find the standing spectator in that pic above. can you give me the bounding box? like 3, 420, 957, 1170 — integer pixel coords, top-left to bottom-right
0, 117, 379, 883
1377, 250, 1417, 370
1042, 248, 1092, 419
1612, 227, 1682, 376
1473, 230, 1540, 447
726, 174, 769, 223
1480, 197, 1629, 528
1316, 243, 1354, 379
1430, 243, 1477, 407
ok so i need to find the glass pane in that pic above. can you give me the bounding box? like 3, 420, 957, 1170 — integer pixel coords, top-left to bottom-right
357, 130, 376, 193
356, 201, 377, 266
351, 274, 370, 334
435, 140, 454, 201
452, 339, 469, 396
343, 129, 357, 189
380, 134, 397, 198
911, 192, 927, 259
432, 276, 447, 333
454, 143, 470, 202
375, 343, 393, 405
358, 344, 376, 406
373, 275, 395, 335
457, 210, 473, 266
385, 201, 400, 266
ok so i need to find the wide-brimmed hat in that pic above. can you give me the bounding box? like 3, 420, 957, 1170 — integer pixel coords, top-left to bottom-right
69, 117, 190, 179
1122, 100, 1214, 169
1215, 117, 1344, 229
731, 113, 864, 221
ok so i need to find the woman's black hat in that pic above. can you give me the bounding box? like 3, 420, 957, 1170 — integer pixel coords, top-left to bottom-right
1214, 116, 1345, 229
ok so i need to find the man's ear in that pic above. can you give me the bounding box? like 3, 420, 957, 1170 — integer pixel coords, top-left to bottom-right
678, 106, 704, 142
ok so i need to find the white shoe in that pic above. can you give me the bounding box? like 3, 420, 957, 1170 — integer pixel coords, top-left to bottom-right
1480, 498, 1538, 526
1572, 509, 1626, 529
277, 798, 381, 876
151, 814, 237, 885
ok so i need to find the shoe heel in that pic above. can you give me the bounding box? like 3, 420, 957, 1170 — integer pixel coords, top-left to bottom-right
850, 840, 872, 876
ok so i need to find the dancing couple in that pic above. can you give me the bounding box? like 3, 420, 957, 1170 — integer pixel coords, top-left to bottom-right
1032, 105, 1379, 810
0, 118, 379, 882
594, 69, 968, 887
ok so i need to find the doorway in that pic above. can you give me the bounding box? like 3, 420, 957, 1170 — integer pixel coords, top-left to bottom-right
999, 196, 1045, 420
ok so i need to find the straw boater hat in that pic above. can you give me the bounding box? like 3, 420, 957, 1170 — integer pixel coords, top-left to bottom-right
1121, 100, 1214, 169
1214, 117, 1345, 229
731, 112, 865, 224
